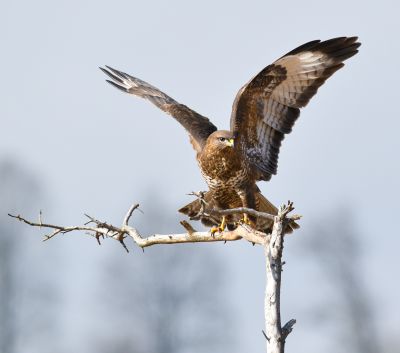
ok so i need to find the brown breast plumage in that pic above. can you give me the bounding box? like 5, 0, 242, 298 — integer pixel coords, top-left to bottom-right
197, 138, 251, 210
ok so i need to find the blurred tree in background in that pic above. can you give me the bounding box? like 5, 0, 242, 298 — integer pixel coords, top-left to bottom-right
94, 195, 235, 353
0, 159, 59, 353
298, 209, 381, 353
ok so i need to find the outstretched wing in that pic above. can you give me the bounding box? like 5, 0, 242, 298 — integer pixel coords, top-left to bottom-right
230, 37, 361, 180
101, 66, 217, 152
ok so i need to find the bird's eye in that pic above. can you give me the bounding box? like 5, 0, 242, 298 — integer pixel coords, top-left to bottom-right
219, 137, 226, 142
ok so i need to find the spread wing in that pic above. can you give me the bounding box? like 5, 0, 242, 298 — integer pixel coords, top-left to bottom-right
100, 66, 217, 152
230, 37, 361, 180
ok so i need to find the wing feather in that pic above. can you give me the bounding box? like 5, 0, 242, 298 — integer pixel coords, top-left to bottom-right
230, 37, 360, 180
100, 66, 217, 152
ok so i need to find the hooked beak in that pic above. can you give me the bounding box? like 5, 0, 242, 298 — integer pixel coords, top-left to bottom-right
227, 138, 234, 147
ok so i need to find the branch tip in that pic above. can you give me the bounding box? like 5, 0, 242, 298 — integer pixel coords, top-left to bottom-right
262, 330, 270, 342
39, 210, 43, 227
180, 220, 196, 235
282, 319, 296, 339
123, 203, 140, 226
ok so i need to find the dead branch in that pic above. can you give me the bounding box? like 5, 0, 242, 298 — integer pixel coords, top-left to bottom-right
8, 203, 270, 252
9, 200, 299, 353
264, 202, 297, 353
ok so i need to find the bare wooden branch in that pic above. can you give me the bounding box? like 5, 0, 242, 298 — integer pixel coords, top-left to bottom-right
8, 204, 268, 252
263, 202, 296, 353
9, 200, 299, 352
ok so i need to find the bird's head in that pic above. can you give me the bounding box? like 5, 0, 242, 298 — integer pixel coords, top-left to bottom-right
207, 130, 235, 150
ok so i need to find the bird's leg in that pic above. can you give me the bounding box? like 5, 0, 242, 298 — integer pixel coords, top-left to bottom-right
242, 213, 251, 225
237, 189, 257, 228
239, 213, 256, 228
210, 216, 226, 236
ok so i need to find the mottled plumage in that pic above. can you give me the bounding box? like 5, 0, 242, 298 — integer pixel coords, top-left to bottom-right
101, 37, 360, 232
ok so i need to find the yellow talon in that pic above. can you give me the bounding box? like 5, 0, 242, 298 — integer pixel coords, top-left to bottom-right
240, 213, 255, 227
210, 216, 226, 236
240, 213, 250, 224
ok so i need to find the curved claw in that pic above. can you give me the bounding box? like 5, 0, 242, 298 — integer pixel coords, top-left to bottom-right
210, 216, 226, 237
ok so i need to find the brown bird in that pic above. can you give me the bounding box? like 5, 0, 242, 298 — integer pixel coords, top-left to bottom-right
101, 36, 360, 234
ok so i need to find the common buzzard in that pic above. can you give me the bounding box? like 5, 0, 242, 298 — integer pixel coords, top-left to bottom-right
101, 36, 360, 233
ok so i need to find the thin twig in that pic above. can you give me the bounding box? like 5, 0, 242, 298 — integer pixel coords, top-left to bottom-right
123, 203, 140, 226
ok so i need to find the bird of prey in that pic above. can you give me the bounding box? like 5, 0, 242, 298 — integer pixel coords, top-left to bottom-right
101, 36, 360, 234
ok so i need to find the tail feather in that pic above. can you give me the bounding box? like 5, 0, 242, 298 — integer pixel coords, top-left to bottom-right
178, 192, 219, 227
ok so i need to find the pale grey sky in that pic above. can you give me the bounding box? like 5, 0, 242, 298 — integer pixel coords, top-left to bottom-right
1, 0, 399, 352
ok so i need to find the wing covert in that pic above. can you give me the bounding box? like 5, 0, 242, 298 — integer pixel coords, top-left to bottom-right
230, 37, 361, 180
